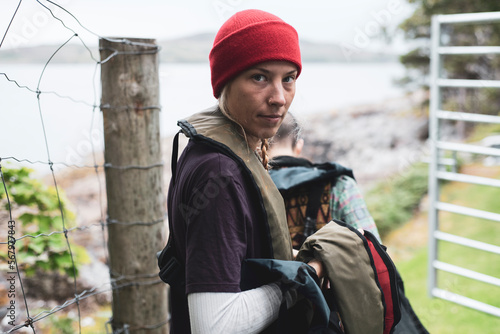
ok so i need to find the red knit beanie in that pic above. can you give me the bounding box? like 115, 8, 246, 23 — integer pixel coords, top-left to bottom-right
209, 9, 302, 98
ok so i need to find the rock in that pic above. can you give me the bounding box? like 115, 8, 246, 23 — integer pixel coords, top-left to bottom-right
298, 94, 429, 188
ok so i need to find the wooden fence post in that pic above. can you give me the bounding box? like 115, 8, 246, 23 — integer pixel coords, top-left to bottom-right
99, 37, 167, 334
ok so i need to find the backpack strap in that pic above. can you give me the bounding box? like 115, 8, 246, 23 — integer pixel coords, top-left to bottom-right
157, 233, 184, 286
157, 130, 185, 286
303, 182, 325, 238
170, 130, 182, 187
363, 229, 401, 334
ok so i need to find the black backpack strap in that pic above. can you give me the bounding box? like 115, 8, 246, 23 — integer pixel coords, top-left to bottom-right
157, 130, 185, 286
171, 130, 182, 187
157, 233, 185, 287
303, 182, 326, 238
393, 269, 430, 333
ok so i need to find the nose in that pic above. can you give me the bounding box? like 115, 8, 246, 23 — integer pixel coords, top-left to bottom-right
268, 81, 286, 107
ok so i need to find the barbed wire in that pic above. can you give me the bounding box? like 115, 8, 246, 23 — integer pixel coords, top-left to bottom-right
1, 0, 167, 332
1, 72, 97, 107
0, 0, 23, 49
0, 156, 165, 170
4, 277, 164, 334
34, 0, 100, 64
100, 104, 162, 111
0, 215, 167, 245
0, 73, 164, 110
42, 0, 160, 54
30, 10, 85, 334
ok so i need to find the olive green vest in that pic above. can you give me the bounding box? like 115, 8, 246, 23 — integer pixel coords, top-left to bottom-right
178, 106, 293, 261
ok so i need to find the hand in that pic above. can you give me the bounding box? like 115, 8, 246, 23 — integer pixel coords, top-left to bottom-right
307, 259, 324, 278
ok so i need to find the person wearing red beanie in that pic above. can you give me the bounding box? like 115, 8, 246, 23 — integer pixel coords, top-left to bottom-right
212, 9, 302, 170
210, 9, 302, 99
163, 9, 324, 334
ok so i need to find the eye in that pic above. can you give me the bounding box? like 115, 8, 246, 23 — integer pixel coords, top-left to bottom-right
283, 75, 296, 83
252, 74, 266, 82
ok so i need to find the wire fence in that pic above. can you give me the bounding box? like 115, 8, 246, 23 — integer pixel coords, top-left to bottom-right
1, 1, 167, 333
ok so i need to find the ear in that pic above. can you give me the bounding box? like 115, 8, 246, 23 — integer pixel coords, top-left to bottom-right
294, 138, 304, 157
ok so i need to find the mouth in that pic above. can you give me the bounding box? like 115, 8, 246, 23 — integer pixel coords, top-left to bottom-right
259, 114, 282, 123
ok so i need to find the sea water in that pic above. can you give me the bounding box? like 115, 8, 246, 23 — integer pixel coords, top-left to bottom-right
0, 62, 405, 173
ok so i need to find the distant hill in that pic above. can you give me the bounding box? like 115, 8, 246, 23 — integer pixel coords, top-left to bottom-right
0, 32, 398, 64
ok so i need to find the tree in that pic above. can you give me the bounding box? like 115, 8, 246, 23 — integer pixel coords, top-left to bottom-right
398, 0, 500, 117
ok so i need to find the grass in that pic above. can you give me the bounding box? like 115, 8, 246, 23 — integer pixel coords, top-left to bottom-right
389, 164, 500, 333
397, 249, 500, 334
464, 123, 500, 143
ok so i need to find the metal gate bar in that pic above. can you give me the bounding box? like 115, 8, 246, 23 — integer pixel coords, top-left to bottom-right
428, 11, 500, 317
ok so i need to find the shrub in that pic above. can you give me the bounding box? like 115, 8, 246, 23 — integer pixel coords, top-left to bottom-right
366, 163, 429, 237
0, 165, 89, 277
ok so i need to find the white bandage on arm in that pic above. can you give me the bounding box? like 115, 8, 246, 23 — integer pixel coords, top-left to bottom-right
188, 283, 287, 334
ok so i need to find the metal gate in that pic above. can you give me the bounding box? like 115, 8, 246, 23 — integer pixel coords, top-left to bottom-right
428, 11, 500, 316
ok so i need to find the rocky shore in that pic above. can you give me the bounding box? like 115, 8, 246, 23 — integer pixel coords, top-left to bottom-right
297, 91, 429, 188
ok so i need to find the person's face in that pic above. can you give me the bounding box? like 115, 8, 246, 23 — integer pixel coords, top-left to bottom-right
225, 61, 298, 149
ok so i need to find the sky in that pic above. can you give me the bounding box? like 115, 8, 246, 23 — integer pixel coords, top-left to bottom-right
1, 0, 416, 53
